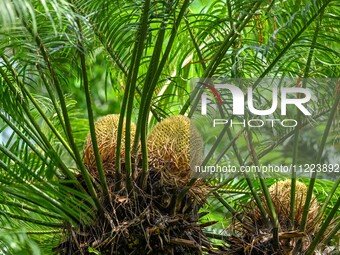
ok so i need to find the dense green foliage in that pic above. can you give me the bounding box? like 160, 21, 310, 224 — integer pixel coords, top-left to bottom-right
0, 0, 339, 254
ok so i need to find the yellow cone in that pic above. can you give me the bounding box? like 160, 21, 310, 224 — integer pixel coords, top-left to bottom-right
83, 114, 136, 168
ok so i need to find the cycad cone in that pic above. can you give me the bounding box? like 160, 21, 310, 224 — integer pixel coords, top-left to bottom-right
83, 114, 136, 169
147, 115, 203, 180
268, 180, 319, 230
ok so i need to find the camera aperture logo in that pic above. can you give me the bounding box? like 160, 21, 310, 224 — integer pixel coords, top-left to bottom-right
199, 81, 312, 128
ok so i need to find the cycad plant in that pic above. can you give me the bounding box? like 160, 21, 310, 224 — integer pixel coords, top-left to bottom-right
0, 0, 339, 254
